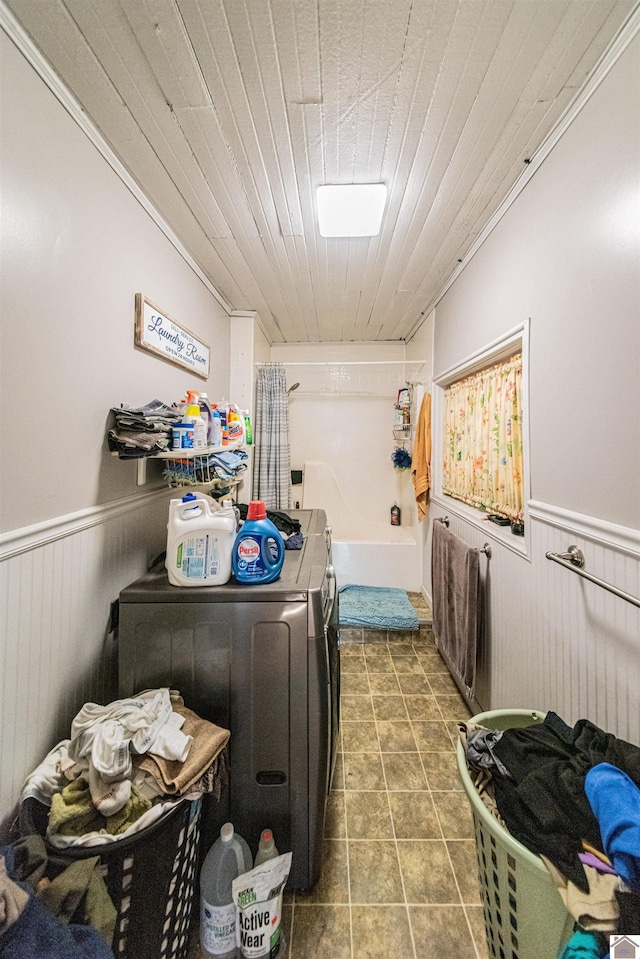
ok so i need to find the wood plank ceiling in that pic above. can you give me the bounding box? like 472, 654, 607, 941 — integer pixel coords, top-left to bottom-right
6, 0, 635, 343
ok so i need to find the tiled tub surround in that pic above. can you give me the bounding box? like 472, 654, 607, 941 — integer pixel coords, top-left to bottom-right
282, 625, 488, 959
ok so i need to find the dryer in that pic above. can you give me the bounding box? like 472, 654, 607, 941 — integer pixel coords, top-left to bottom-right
117, 509, 339, 891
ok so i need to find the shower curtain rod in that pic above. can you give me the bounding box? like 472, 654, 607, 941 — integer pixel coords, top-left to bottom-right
255, 359, 424, 367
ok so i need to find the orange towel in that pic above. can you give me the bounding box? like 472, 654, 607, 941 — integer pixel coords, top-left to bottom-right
411, 392, 431, 521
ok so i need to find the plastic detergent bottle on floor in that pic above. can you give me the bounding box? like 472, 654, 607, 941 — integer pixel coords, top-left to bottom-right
232, 501, 285, 585
166, 493, 236, 586
200, 822, 252, 959
253, 829, 279, 868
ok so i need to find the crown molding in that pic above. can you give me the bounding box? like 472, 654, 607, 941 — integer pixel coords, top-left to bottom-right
0, 1, 234, 316
407, 3, 640, 341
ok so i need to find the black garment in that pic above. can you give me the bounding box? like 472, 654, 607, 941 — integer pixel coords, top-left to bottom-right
492, 712, 640, 893
616, 888, 640, 935
237, 504, 301, 536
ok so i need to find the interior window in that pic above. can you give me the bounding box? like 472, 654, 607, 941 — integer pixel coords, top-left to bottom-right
442, 353, 524, 522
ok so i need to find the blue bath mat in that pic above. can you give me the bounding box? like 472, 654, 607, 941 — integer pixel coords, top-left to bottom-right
338, 585, 419, 630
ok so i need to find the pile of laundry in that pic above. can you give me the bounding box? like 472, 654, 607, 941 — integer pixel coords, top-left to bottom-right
235, 503, 304, 550
459, 712, 640, 956
163, 447, 248, 487
108, 399, 180, 459
0, 835, 115, 958
22, 688, 229, 847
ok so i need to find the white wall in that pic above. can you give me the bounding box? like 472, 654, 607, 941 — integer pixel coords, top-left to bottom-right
433, 37, 639, 529
406, 309, 434, 598
229, 312, 272, 503
271, 342, 420, 532
0, 32, 232, 532
428, 35, 640, 740
0, 30, 232, 824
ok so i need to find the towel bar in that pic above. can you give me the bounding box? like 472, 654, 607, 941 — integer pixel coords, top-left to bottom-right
433, 517, 491, 558
546, 546, 640, 609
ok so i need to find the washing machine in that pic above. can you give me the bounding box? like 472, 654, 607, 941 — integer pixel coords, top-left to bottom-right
117, 509, 339, 891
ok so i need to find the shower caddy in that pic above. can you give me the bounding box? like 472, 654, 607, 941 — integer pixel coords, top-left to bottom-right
393, 383, 414, 444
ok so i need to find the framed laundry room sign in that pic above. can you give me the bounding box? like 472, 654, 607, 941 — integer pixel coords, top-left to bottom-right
134, 293, 210, 379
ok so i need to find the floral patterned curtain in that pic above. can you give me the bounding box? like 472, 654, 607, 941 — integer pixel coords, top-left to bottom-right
443, 353, 524, 521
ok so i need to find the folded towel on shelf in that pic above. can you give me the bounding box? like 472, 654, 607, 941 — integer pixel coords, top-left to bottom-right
108, 399, 180, 459
163, 448, 248, 485
110, 399, 180, 431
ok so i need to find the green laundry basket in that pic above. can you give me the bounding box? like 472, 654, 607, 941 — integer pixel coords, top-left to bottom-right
456, 709, 575, 959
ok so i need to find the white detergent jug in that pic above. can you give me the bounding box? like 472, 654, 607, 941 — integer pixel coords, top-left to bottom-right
166, 493, 236, 587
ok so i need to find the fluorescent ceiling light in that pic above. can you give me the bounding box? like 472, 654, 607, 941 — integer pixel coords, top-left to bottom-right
317, 183, 387, 237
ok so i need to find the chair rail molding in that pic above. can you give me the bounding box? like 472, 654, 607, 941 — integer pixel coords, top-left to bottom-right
527, 500, 640, 559
0, 488, 170, 562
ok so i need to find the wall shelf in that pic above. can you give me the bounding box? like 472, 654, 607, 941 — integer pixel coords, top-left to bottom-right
111, 444, 246, 487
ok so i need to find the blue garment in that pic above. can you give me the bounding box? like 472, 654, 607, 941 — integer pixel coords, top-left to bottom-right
0, 850, 113, 959
558, 928, 608, 959
585, 762, 640, 894
284, 531, 304, 550
0, 894, 113, 959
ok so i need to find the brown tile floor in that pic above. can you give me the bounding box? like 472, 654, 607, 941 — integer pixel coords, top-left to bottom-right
282, 624, 489, 959
188, 602, 489, 959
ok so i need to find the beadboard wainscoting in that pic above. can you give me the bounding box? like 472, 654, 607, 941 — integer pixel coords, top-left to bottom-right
0, 489, 174, 827
425, 501, 640, 745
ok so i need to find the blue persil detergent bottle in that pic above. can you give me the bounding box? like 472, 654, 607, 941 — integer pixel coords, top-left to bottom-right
232, 501, 285, 584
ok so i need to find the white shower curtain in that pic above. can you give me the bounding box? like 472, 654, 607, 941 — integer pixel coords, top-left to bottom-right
254, 364, 292, 510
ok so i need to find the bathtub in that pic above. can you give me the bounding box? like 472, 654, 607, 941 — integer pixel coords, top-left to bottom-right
330, 522, 422, 591
301, 461, 422, 591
